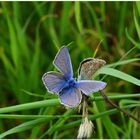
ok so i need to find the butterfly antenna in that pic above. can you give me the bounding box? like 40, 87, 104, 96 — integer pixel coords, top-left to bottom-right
100, 90, 140, 123
93, 40, 103, 58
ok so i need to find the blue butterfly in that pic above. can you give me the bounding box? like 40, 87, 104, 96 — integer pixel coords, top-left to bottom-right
42, 46, 107, 107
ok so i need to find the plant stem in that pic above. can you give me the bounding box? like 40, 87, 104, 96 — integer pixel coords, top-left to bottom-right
100, 90, 140, 123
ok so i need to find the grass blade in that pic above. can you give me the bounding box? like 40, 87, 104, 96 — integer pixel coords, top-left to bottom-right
0, 99, 59, 114
97, 67, 140, 87
75, 2, 83, 34
106, 58, 140, 68
134, 5, 140, 39
0, 118, 48, 139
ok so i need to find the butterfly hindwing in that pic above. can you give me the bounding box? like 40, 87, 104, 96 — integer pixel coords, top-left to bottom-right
53, 46, 73, 79
76, 80, 107, 95
42, 72, 66, 94
59, 87, 82, 107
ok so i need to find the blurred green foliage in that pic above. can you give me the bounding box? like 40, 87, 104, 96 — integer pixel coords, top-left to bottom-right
0, 1, 140, 139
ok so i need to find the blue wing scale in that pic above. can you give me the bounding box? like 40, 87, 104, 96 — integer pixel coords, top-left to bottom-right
76, 80, 107, 95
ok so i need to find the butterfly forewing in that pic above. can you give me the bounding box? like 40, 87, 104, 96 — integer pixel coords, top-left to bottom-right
53, 46, 73, 79
77, 80, 107, 95
42, 72, 66, 94
59, 87, 82, 107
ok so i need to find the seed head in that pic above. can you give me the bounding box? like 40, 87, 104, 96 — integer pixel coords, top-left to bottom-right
77, 117, 94, 139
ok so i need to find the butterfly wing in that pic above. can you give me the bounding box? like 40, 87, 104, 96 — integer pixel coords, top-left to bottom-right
78, 58, 106, 80
77, 80, 107, 95
42, 72, 66, 94
53, 46, 73, 79
59, 87, 82, 107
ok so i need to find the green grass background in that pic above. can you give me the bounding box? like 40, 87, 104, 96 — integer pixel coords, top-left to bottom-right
0, 1, 140, 139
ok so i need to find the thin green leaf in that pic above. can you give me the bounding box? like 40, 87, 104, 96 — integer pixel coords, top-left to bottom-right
134, 6, 140, 39
0, 99, 59, 114
106, 58, 140, 68
125, 28, 140, 48
136, 2, 140, 17
58, 104, 139, 131
0, 114, 82, 120
75, 2, 83, 33
21, 89, 45, 98
97, 67, 140, 86
0, 118, 48, 139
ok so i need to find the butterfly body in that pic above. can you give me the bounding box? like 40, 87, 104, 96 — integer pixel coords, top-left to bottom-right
66, 79, 76, 88
42, 46, 107, 107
